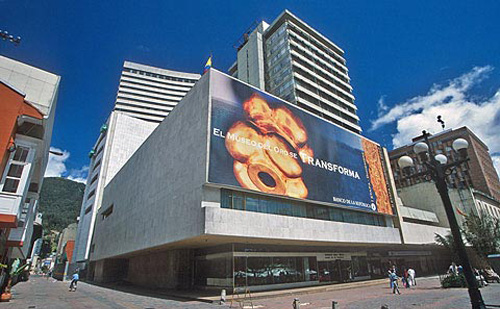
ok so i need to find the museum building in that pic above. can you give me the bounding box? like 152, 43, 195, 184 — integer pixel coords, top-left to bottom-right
88, 70, 451, 292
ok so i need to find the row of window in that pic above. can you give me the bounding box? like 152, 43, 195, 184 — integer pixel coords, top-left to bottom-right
294, 76, 356, 119
116, 98, 174, 113
289, 35, 351, 90
295, 88, 358, 126
124, 68, 197, 83
294, 99, 359, 133
114, 107, 169, 119
221, 189, 386, 227
119, 87, 185, 102
116, 94, 180, 108
291, 51, 354, 105
120, 77, 193, 93
122, 73, 196, 93
287, 22, 346, 71
119, 84, 187, 98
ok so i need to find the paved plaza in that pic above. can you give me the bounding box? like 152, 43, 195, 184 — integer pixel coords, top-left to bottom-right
3, 275, 500, 308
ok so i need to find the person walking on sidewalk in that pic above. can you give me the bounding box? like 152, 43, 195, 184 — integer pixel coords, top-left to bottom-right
389, 270, 401, 295
69, 272, 79, 291
408, 267, 416, 286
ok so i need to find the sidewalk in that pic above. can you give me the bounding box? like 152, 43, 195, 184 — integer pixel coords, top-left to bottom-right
5, 275, 500, 308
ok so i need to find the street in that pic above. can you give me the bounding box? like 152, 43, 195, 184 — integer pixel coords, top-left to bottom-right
4, 275, 500, 308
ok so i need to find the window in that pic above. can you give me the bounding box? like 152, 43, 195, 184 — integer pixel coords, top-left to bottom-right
221, 189, 386, 227
92, 159, 102, 173
87, 189, 96, 199
102, 205, 113, 220
18, 198, 31, 227
2, 146, 31, 194
89, 174, 99, 186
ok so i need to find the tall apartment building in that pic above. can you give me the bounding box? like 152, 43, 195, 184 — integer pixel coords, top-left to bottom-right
389, 127, 500, 201
114, 61, 200, 123
229, 10, 361, 133
72, 62, 200, 267
0, 56, 60, 288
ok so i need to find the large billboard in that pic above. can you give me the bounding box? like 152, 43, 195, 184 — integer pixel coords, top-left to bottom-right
208, 71, 393, 215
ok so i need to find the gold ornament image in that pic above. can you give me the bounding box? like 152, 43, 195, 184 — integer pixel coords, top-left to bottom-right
225, 94, 312, 199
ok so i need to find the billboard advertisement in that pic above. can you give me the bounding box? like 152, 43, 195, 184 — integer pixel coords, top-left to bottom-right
208, 71, 393, 215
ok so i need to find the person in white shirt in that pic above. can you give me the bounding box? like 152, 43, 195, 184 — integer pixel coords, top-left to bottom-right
408, 268, 416, 286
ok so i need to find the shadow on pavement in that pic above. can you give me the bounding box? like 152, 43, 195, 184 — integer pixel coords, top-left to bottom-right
81, 280, 218, 303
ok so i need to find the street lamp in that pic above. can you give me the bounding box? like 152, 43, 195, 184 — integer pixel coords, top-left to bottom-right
0, 30, 21, 46
397, 130, 486, 309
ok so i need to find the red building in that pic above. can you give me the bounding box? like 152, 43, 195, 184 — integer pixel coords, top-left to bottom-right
0, 55, 60, 292
0, 81, 44, 263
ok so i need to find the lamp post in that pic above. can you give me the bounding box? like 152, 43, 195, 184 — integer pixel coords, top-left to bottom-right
0, 30, 21, 46
397, 130, 486, 309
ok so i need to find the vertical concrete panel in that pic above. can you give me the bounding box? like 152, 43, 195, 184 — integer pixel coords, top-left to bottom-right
91, 73, 210, 261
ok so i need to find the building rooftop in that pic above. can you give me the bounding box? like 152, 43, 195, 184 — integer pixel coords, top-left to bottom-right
0, 55, 60, 116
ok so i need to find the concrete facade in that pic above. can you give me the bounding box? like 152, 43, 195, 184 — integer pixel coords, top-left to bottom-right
73, 112, 157, 264
397, 181, 500, 228
89, 70, 449, 291
73, 61, 200, 267
91, 72, 210, 261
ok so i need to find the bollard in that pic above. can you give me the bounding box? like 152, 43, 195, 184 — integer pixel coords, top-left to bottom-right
292, 298, 300, 309
332, 300, 338, 309
220, 289, 226, 305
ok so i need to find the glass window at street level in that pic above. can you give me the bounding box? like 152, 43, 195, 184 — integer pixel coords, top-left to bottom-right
234, 256, 317, 287
352, 256, 369, 277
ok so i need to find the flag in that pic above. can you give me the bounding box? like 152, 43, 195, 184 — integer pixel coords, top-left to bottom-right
203, 56, 212, 74
456, 207, 467, 216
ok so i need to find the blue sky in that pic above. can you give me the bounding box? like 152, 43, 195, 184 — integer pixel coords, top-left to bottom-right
1, 0, 500, 181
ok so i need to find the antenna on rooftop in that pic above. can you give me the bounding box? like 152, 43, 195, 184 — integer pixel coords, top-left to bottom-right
437, 115, 445, 130
233, 21, 260, 51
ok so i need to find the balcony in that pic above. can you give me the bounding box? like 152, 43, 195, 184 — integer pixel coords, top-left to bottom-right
7, 197, 38, 259
0, 193, 22, 228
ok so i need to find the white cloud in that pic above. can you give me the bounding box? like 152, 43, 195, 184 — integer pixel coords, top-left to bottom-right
371, 66, 500, 177
45, 147, 70, 177
45, 147, 88, 183
67, 166, 89, 183
371, 66, 493, 130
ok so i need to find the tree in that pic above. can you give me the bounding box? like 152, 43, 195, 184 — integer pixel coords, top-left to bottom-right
435, 232, 460, 263
462, 212, 500, 259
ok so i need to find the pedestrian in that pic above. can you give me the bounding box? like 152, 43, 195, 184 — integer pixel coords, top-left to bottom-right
388, 269, 394, 289
448, 262, 458, 275
408, 267, 416, 286
403, 268, 410, 288
389, 270, 400, 295
69, 271, 79, 291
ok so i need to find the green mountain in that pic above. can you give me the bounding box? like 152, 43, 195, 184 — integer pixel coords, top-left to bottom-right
39, 177, 85, 234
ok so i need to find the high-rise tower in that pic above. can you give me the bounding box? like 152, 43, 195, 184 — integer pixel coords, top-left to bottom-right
229, 10, 360, 133
72, 62, 200, 267
114, 62, 200, 122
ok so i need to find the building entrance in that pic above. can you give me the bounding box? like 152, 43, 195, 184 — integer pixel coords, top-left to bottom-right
318, 260, 352, 283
